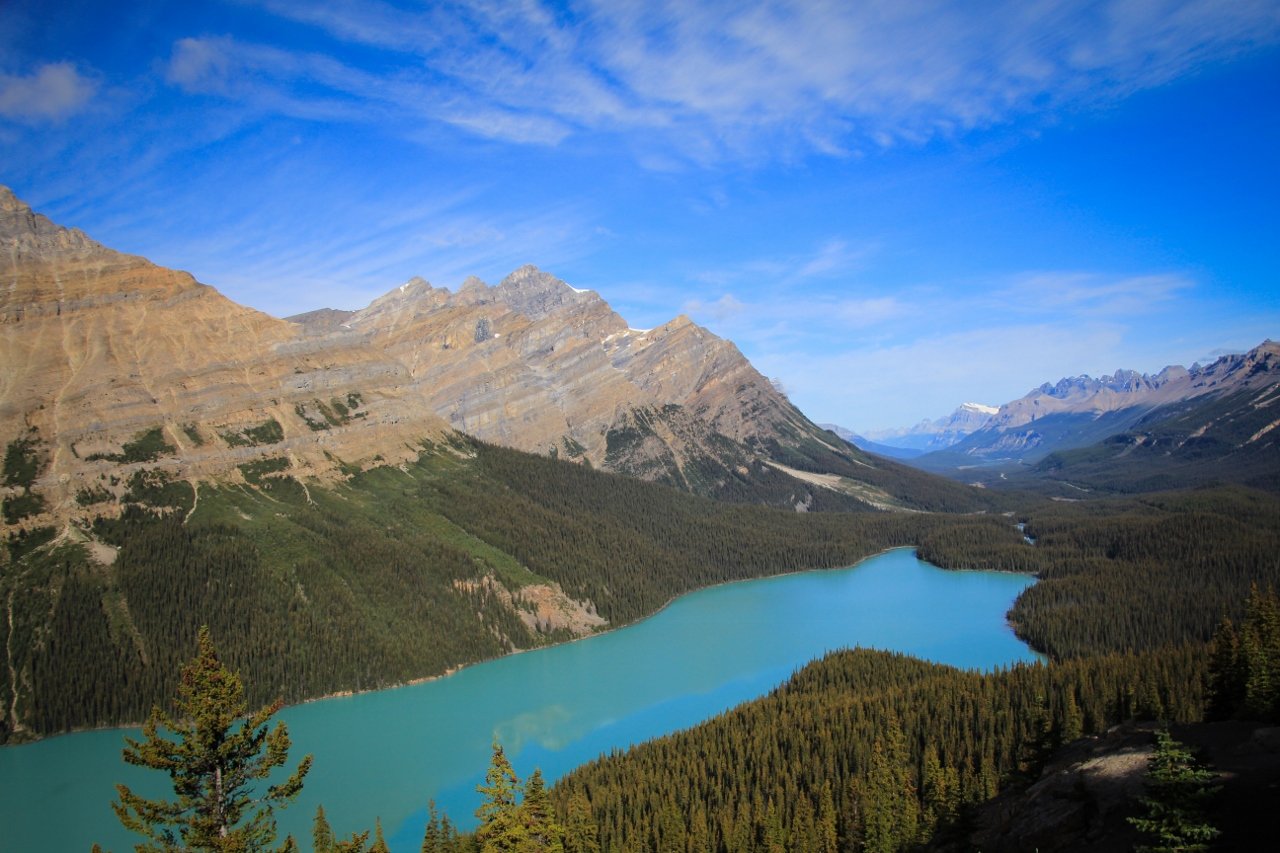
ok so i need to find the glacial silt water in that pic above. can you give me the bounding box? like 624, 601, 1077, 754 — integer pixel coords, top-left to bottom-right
0, 548, 1038, 852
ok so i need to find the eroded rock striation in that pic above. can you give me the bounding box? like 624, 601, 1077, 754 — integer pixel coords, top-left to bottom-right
1, 186, 446, 527
3, 186, 885, 534
326, 264, 835, 487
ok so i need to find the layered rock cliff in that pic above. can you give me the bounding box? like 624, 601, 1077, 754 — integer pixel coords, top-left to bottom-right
305, 265, 843, 491
5, 185, 926, 534
0, 187, 447, 528
912, 342, 1280, 471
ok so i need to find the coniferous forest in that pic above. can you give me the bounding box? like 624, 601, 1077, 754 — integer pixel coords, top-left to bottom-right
6, 433, 1280, 851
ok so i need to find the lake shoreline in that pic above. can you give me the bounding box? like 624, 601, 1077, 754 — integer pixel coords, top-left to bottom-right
1, 545, 1040, 748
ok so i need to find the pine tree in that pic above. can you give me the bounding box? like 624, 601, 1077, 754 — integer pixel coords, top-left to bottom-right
439, 813, 463, 853
476, 741, 527, 852
519, 768, 564, 852
1060, 689, 1084, 744
106, 626, 312, 852
1128, 729, 1220, 853
562, 793, 599, 853
370, 819, 391, 853
422, 800, 443, 853
816, 782, 838, 853
1241, 586, 1280, 721
315, 805, 337, 852
860, 714, 920, 853
1206, 616, 1244, 720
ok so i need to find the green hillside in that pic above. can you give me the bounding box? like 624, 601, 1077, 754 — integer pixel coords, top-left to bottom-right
550, 485, 1280, 852
0, 435, 1005, 743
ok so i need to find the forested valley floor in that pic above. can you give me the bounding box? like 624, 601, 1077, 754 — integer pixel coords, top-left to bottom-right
5, 434, 1280, 851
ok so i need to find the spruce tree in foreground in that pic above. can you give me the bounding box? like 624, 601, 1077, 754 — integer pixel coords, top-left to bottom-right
106, 626, 313, 852
1128, 729, 1220, 853
475, 741, 526, 851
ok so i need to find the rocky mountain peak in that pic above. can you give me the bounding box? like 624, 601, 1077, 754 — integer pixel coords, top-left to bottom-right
0, 184, 108, 265
492, 264, 597, 319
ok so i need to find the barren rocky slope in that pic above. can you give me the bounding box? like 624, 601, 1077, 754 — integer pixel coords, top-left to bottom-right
295, 264, 851, 495
0, 186, 446, 530
5, 185, 973, 538
912, 341, 1280, 475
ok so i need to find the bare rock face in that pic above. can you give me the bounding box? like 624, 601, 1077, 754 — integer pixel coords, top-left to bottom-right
990, 342, 1280, 431
2, 185, 871, 532
0, 188, 448, 528
961, 726, 1154, 853
339, 265, 836, 484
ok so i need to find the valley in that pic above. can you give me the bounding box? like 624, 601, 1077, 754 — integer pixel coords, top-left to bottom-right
0, 549, 1039, 852
2, 187, 1278, 852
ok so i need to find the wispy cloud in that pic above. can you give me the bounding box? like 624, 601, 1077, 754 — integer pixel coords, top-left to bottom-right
692, 239, 876, 288
154, 183, 601, 316
0, 62, 98, 123
164, 33, 573, 143
230, 0, 1280, 162
996, 271, 1195, 316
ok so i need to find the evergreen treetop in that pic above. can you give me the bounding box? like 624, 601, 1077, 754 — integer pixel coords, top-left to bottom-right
107, 626, 312, 852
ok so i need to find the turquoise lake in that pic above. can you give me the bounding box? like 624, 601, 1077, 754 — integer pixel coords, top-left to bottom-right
0, 548, 1039, 852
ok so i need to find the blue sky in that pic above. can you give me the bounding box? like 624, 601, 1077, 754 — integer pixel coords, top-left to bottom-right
2, 1, 1278, 431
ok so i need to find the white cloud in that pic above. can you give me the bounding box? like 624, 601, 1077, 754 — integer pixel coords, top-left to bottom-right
683, 293, 745, 322
0, 62, 98, 123
997, 271, 1195, 316
237, 0, 1280, 161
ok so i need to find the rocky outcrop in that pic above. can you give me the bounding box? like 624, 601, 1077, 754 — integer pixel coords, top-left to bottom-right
950, 720, 1280, 853
914, 342, 1280, 470
1, 185, 894, 532
332, 265, 851, 483
1, 188, 448, 528
962, 726, 1153, 853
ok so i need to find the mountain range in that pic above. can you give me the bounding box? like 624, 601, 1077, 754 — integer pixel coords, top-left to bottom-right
850, 344, 1280, 493
857, 402, 999, 452
1, 184, 980, 545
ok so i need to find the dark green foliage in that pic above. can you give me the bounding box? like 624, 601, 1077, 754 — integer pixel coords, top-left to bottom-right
2, 488, 46, 523
474, 743, 563, 853
3, 434, 43, 487
3, 431, 47, 522
422, 800, 466, 853
314, 805, 337, 851
222, 418, 285, 447
552, 647, 1206, 853
561, 794, 599, 853
1014, 386, 1280, 494
296, 396, 365, 431
87, 427, 176, 463
1128, 729, 1221, 853
11, 437, 1270, 743
313, 803, 378, 851
107, 627, 310, 852
521, 769, 564, 853
123, 468, 195, 511
921, 487, 1280, 659
76, 485, 113, 505
1205, 586, 1280, 721
182, 423, 206, 446
476, 742, 525, 852
370, 819, 390, 853
434, 440, 973, 626
3, 523, 55, 561
239, 456, 292, 485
